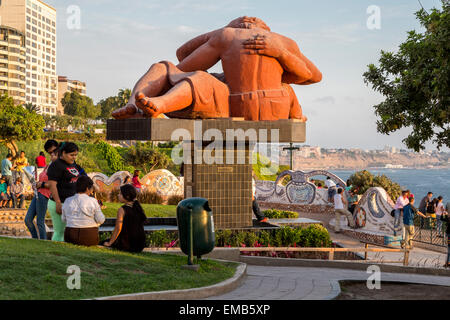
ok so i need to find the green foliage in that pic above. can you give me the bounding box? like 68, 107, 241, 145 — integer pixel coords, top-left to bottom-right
363, 1, 450, 151
214, 224, 331, 248
97, 88, 131, 120
97, 141, 125, 172
252, 152, 290, 181
0, 94, 45, 156
262, 209, 299, 219
349, 170, 402, 201
137, 190, 164, 204
146, 230, 178, 248
124, 142, 173, 174
62, 91, 100, 119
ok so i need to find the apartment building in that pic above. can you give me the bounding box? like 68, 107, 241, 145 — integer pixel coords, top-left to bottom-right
0, 0, 57, 115
57, 76, 86, 115
0, 26, 26, 106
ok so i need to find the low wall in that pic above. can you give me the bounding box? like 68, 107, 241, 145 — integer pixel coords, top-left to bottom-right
0, 210, 31, 237
259, 201, 334, 214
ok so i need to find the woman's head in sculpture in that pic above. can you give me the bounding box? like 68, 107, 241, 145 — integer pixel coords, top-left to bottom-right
227, 16, 271, 32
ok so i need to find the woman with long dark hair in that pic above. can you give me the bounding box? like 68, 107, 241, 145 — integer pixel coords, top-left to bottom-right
47, 142, 86, 241
103, 184, 146, 253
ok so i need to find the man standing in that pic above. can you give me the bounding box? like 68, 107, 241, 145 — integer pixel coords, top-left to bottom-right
333, 188, 356, 233
401, 197, 427, 249
10, 177, 24, 209
325, 177, 337, 202
1, 154, 14, 188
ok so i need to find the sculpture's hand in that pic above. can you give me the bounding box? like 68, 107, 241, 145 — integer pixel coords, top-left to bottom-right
243, 34, 282, 58
111, 104, 139, 119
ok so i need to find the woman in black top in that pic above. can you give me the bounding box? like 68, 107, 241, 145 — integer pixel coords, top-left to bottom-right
47, 142, 86, 241
103, 184, 146, 253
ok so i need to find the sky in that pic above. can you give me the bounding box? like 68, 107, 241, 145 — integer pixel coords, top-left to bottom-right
45, 0, 447, 151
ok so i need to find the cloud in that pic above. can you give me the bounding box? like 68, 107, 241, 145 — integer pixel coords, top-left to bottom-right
176, 25, 198, 34
313, 96, 336, 105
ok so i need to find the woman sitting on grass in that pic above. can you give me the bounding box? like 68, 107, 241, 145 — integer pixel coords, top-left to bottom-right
62, 176, 105, 246
102, 184, 146, 253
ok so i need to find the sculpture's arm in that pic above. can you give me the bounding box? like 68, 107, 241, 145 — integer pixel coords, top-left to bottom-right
176, 32, 214, 63
176, 30, 224, 72
243, 33, 322, 85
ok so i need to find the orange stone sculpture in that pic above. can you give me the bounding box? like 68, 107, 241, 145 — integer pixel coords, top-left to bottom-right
112, 16, 322, 121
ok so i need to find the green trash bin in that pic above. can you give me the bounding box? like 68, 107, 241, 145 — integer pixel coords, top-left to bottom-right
177, 198, 215, 265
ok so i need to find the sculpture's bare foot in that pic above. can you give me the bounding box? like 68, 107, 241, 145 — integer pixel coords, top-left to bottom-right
135, 92, 163, 118
111, 104, 140, 119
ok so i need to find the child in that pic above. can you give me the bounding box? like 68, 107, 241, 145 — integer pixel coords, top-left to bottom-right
132, 170, 142, 193
0, 177, 10, 208
62, 176, 105, 246
103, 184, 146, 253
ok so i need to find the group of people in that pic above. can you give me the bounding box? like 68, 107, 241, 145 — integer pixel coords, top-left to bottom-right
0, 151, 37, 209
0, 140, 147, 254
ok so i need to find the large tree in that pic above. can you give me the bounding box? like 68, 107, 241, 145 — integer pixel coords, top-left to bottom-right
124, 142, 172, 174
363, 1, 449, 151
0, 94, 45, 157
61, 91, 100, 119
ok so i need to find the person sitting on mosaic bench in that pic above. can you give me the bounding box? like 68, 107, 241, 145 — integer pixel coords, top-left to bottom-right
252, 175, 268, 223
62, 176, 105, 247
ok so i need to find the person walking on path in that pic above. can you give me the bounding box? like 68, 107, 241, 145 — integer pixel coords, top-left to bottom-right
333, 188, 356, 233
10, 177, 24, 209
102, 184, 146, 253
440, 211, 450, 268
24, 140, 59, 240
62, 176, 105, 247
132, 170, 143, 193
47, 142, 86, 242
401, 197, 427, 249
1, 154, 14, 188
252, 175, 267, 223
393, 191, 409, 236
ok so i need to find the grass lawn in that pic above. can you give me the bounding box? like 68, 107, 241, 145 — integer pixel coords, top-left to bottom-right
0, 237, 237, 300
102, 202, 177, 218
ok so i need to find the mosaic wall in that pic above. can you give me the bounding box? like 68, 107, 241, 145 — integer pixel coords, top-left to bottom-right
88, 169, 183, 202
255, 170, 346, 206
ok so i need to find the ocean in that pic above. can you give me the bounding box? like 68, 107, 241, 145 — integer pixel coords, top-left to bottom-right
330, 169, 450, 203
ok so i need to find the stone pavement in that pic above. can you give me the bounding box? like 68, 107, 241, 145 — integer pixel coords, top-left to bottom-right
206, 265, 450, 300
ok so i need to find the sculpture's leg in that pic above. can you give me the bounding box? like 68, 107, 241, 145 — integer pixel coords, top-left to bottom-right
112, 62, 171, 119
135, 80, 193, 118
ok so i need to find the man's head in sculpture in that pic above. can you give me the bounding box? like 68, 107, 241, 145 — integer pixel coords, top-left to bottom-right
227, 16, 271, 32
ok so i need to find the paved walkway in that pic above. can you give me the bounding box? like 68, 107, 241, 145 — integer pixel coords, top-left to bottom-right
207, 265, 450, 300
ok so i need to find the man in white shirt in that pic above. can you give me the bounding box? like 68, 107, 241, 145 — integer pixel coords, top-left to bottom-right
333, 188, 355, 233
325, 177, 337, 203
393, 191, 409, 236
435, 196, 447, 236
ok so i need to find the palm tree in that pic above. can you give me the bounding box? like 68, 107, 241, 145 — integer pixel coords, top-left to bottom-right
118, 88, 131, 106
24, 102, 38, 113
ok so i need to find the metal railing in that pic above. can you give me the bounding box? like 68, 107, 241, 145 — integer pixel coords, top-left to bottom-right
414, 216, 448, 248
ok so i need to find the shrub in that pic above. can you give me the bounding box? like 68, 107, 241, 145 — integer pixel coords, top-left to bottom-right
168, 194, 184, 206
146, 230, 178, 248
137, 190, 164, 204
297, 224, 332, 247
349, 170, 402, 201
263, 209, 298, 219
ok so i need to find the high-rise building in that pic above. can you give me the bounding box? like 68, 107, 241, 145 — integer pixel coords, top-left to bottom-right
0, 26, 26, 106
57, 76, 86, 115
0, 0, 57, 115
